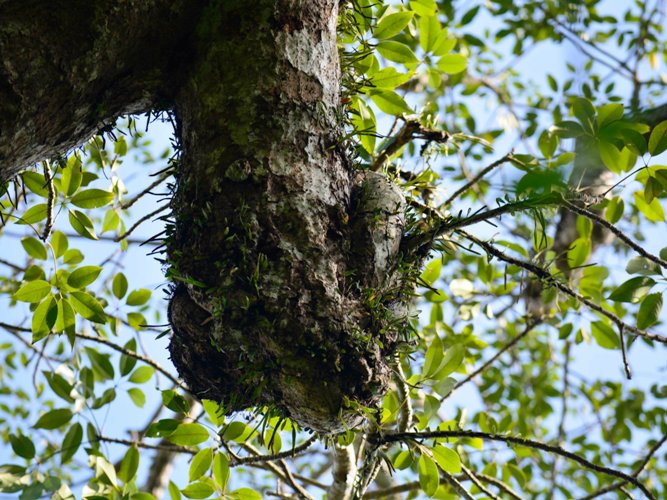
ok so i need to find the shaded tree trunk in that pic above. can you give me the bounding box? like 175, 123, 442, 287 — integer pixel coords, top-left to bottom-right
0, 0, 413, 433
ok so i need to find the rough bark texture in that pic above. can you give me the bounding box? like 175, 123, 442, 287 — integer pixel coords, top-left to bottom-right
167, 0, 410, 433
0, 0, 413, 433
0, 0, 202, 180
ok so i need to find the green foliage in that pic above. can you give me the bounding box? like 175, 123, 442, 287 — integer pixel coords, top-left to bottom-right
0, 1, 666, 499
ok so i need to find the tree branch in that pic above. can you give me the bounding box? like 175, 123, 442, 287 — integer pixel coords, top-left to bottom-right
381, 430, 655, 499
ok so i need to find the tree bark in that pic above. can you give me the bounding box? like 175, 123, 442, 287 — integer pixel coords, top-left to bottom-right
0, 1, 413, 433
167, 0, 410, 433
0, 0, 202, 180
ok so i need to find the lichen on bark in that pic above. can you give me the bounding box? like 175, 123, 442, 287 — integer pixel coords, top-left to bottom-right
166, 0, 414, 433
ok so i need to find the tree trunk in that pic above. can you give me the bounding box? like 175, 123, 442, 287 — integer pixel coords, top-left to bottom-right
1, 1, 413, 433
167, 0, 410, 433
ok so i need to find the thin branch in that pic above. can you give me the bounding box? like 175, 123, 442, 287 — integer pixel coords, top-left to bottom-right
382, 430, 654, 499
371, 118, 448, 172
548, 341, 571, 498
120, 173, 171, 210
41, 160, 55, 242
395, 361, 413, 432
459, 230, 667, 344
230, 435, 319, 466
473, 473, 523, 500
442, 153, 513, 208
0, 257, 25, 272
442, 318, 541, 401
579, 431, 667, 499
560, 198, 667, 271
441, 470, 474, 500
114, 204, 169, 242
98, 435, 194, 455
460, 463, 501, 500
74, 331, 188, 391
363, 481, 421, 499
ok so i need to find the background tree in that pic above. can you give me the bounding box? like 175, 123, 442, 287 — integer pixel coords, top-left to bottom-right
1, 0, 667, 498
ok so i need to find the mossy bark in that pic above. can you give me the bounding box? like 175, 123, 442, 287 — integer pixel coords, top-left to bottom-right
0, 0, 412, 434
168, 0, 409, 432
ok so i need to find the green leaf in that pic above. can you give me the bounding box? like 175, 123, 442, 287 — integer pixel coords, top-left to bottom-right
637, 293, 662, 330
189, 448, 213, 482
409, 0, 437, 17
60, 159, 83, 196
21, 237, 48, 260
166, 423, 209, 446
91, 387, 117, 409
113, 273, 129, 299
437, 53, 467, 74
14, 280, 51, 303
61, 422, 83, 464
118, 446, 140, 483
634, 191, 665, 222
69, 209, 98, 240
85, 347, 115, 381
229, 488, 262, 500
32, 296, 57, 342
597, 103, 624, 127
34, 408, 73, 430
648, 120, 667, 156
9, 434, 36, 459
22, 171, 49, 197
169, 481, 182, 500
63, 248, 84, 265
128, 387, 146, 407
129, 365, 155, 384
422, 334, 444, 380
70, 291, 106, 323
54, 298, 76, 333
44, 372, 74, 403
420, 259, 442, 286
605, 197, 624, 223
419, 14, 440, 52
376, 41, 419, 64
572, 97, 596, 131
120, 338, 138, 376
127, 311, 146, 329
202, 399, 224, 426
181, 481, 215, 499
369, 90, 412, 116
432, 445, 461, 473
212, 452, 230, 491
393, 450, 414, 470
608, 276, 656, 303
163, 390, 191, 413
67, 265, 102, 288
551, 121, 584, 138
567, 237, 591, 268
591, 321, 619, 349
374, 11, 413, 40
70, 188, 114, 209
598, 141, 622, 173
418, 453, 439, 497
102, 209, 120, 233
433, 344, 465, 380
538, 130, 558, 158
222, 421, 256, 443
51, 231, 69, 258
626, 256, 662, 276
127, 288, 151, 306
431, 31, 456, 56
114, 136, 128, 156
369, 67, 411, 89
17, 203, 48, 224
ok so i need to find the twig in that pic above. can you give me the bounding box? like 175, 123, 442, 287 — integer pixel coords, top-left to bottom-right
619, 325, 632, 380
548, 341, 571, 498
0, 257, 25, 272
441, 470, 474, 500
578, 431, 667, 499
371, 118, 448, 172
395, 361, 413, 432
41, 160, 55, 242
382, 430, 654, 499
460, 463, 500, 500
459, 230, 667, 344
74, 331, 188, 391
114, 204, 169, 242
120, 173, 171, 210
442, 318, 541, 401
98, 435, 194, 454
442, 153, 513, 208
230, 435, 318, 466
560, 197, 667, 271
